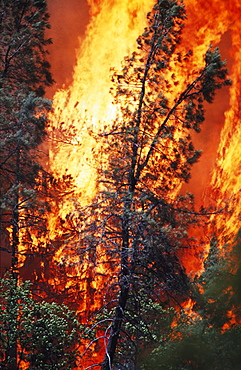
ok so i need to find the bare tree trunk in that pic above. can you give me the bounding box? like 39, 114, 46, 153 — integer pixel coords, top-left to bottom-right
101, 197, 131, 370
101, 280, 129, 370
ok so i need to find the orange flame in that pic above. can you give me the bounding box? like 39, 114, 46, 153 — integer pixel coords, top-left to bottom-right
45, 0, 241, 367
209, 15, 241, 245
48, 0, 155, 200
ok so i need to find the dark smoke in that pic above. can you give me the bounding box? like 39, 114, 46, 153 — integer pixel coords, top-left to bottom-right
46, 0, 90, 96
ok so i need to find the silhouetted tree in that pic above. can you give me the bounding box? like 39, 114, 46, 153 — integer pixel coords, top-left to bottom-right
0, 3, 54, 367
73, 0, 231, 368
0, 0, 53, 93
0, 0, 53, 276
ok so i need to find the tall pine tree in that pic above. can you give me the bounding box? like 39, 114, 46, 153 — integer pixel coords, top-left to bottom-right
72, 0, 231, 368
0, 0, 52, 276
0, 2, 53, 367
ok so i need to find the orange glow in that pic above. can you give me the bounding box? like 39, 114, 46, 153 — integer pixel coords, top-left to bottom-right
181, 0, 241, 249
209, 15, 241, 246
44, 0, 241, 368
222, 309, 240, 331
48, 0, 155, 199
46, 1, 156, 367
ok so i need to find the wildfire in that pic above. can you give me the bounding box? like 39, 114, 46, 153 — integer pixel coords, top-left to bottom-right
45, 0, 241, 368
48, 0, 155, 200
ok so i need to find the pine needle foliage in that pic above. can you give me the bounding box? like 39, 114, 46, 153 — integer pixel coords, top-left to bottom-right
0, 0, 53, 94
0, 0, 53, 273
0, 275, 80, 370
141, 233, 241, 370
73, 0, 231, 368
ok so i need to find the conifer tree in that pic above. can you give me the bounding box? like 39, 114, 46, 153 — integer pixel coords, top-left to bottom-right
0, 2, 54, 367
74, 0, 231, 368
0, 275, 80, 370
0, 0, 53, 275
142, 233, 241, 370
0, 0, 53, 93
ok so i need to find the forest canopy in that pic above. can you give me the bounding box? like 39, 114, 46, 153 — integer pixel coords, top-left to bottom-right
0, 0, 239, 370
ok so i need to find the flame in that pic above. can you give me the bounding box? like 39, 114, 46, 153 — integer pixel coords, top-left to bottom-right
209, 16, 241, 245
47, 0, 155, 311
48, 0, 155, 201
46, 1, 156, 367
43, 0, 241, 367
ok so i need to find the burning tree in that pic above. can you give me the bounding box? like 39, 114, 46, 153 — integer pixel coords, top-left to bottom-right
0, 0, 53, 275
72, 0, 231, 368
0, 2, 63, 367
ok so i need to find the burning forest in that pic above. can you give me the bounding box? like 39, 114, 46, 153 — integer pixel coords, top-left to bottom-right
0, 0, 241, 369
